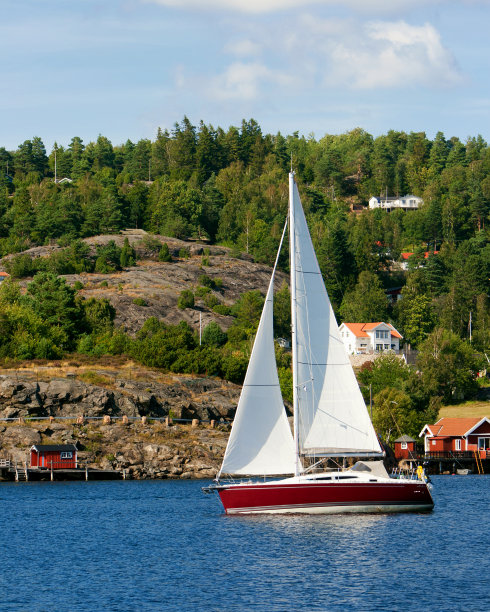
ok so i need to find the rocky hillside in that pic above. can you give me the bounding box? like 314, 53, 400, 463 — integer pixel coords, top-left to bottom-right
0, 418, 227, 480
2, 229, 288, 335
0, 361, 241, 479
0, 362, 241, 422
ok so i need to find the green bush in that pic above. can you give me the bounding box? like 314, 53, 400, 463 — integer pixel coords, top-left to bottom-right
178, 289, 194, 310
212, 304, 231, 316
158, 243, 172, 262
132, 297, 148, 307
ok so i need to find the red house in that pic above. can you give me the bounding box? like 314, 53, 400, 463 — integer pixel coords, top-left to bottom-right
30, 444, 78, 469
394, 435, 417, 461
420, 417, 490, 455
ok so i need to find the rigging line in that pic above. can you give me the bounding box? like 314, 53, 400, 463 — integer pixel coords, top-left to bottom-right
311, 407, 370, 435
271, 215, 288, 279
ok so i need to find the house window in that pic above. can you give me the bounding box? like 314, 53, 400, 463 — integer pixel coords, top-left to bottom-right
60, 452, 73, 459
432, 440, 436, 446
401, 442, 407, 450
376, 344, 383, 351
455, 439, 461, 451
478, 437, 490, 450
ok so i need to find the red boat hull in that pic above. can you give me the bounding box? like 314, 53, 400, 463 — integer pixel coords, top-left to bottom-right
217, 480, 434, 514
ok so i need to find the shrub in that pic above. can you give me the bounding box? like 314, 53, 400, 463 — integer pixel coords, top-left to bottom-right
212, 304, 231, 316
178, 248, 190, 259
198, 274, 214, 288
158, 243, 172, 262
204, 293, 220, 308
178, 290, 194, 310
195, 286, 211, 298
132, 297, 148, 307
201, 322, 227, 347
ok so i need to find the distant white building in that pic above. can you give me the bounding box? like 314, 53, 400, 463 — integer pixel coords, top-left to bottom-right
339, 322, 402, 354
369, 195, 423, 211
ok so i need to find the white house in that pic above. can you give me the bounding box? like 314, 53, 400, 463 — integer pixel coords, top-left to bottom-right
368, 195, 423, 211
338, 322, 402, 354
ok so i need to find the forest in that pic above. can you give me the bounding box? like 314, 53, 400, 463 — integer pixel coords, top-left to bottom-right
0, 118, 489, 438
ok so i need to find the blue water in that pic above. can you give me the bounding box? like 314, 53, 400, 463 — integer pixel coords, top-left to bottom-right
0, 476, 488, 611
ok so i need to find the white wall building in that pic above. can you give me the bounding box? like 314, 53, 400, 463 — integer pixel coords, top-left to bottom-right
339, 322, 402, 354
368, 195, 423, 211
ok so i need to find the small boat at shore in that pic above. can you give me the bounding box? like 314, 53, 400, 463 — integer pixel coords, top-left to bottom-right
204, 172, 434, 515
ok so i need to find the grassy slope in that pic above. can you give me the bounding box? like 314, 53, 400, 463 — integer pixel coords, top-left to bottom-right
439, 401, 489, 419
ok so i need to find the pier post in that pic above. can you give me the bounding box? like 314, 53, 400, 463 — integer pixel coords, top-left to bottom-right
165, 417, 173, 427
85, 466, 88, 481
77, 415, 85, 425
210, 420, 215, 429
103, 415, 111, 424
192, 419, 199, 428
141, 416, 147, 425
50, 462, 53, 481
122, 415, 129, 425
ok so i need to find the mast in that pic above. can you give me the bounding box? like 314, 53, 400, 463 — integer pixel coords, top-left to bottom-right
289, 171, 301, 477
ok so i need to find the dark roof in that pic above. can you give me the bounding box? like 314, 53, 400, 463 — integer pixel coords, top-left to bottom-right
395, 435, 416, 443
31, 444, 77, 452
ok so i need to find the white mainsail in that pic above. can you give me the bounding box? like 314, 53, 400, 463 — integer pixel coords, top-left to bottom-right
218, 262, 296, 476
290, 174, 383, 457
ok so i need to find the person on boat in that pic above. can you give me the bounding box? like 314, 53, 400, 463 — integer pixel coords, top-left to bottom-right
416, 465, 426, 482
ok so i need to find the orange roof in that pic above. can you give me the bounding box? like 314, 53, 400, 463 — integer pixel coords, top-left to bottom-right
401, 251, 439, 260
342, 322, 402, 339
0, 271, 9, 277
425, 417, 484, 437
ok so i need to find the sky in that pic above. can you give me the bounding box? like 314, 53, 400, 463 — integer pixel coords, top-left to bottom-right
2, 0, 490, 152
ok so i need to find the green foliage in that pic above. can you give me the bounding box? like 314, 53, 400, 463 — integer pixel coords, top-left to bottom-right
339, 271, 389, 322
158, 242, 172, 262
201, 321, 227, 346
177, 289, 195, 310
358, 354, 412, 398
416, 328, 481, 403
120, 237, 136, 267
82, 297, 116, 334
27, 272, 82, 349
372, 387, 438, 444
132, 297, 148, 306
94, 240, 122, 273
0, 122, 489, 387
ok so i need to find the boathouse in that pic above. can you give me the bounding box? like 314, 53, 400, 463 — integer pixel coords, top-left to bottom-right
30, 444, 78, 469
420, 417, 490, 455
394, 435, 417, 461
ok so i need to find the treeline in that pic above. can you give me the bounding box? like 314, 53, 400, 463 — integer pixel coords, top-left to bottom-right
0, 119, 489, 390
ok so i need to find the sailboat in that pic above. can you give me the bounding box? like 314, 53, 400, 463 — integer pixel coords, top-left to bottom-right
203, 173, 434, 515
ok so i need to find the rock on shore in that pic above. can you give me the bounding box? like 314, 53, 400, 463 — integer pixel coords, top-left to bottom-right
0, 418, 228, 479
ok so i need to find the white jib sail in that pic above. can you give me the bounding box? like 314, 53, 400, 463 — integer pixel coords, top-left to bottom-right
290, 177, 383, 457
219, 271, 296, 476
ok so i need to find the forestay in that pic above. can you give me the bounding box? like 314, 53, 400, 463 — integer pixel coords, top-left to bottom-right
290, 177, 383, 457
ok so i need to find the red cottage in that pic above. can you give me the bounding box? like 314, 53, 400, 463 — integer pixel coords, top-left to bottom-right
30, 444, 78, 469
394, 435, 417, 461
420, 417, 490, 456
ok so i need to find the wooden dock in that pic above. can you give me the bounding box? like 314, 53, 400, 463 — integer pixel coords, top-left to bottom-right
0, 461, 123, 482
404, 452, 490, 475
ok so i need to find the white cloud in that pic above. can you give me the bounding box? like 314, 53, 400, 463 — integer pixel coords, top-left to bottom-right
208, 62, 291, 100
331, 20, 463, 89
224, 39, 262, 57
